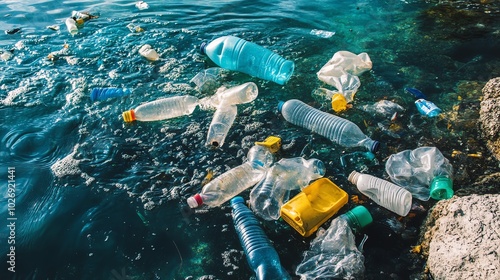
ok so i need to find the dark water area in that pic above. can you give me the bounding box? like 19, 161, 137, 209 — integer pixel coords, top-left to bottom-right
1, 0, 499, 279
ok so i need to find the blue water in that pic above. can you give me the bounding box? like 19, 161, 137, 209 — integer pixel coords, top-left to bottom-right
1, 0, 499, 279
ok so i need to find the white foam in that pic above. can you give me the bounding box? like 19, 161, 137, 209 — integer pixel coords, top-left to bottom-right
51, 144, 82, 178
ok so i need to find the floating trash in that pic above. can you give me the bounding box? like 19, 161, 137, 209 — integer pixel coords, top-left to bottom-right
310, 29, 335, 38
135, 1, 150, 10
47, 25, 60, 31
5, 28, 21, 35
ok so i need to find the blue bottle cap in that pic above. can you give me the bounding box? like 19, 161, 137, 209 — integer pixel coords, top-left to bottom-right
199, 42, 207, 55
370, 141, 380, 153
277, 101, 285, 113
405, 87, 427, 100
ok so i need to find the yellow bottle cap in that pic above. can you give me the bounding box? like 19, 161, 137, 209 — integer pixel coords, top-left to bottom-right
280, 178, 348, 237
122, 110, 136, 122
255, 136, 282, 153
331, 93, 348, 112
76, 18, 85, 25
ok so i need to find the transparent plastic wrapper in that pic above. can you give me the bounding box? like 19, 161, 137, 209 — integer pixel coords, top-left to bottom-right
360, 100, 404, 120
186, 145, 274, 208
249, 157, 325, 221
310, 29, 336, 38
190, 67, 224, 93
385, 147, 453, 201
318, 51, 372, 79
296, 206, 372, 280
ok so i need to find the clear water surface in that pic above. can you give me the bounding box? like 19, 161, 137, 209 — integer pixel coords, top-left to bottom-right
0, 0, 499, 279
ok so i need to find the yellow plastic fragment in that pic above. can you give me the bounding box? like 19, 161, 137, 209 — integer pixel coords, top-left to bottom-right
331, 93, 348, 112
255, 136, 281, 153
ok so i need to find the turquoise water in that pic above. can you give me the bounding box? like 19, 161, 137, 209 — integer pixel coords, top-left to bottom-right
1, 0, 499, 279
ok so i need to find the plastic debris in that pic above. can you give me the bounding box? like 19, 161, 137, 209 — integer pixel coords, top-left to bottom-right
5, 28, 21, 35
126, 23, 144, 33
310, 29, 336, 38
360, 100, 405, 120
135, 1, 150, 10
0, 49, 14, 61
139, 44, 159, 61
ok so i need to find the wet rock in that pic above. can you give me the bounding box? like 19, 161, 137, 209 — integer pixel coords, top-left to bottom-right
479, 77, 500, 161
420, 194, 500, 280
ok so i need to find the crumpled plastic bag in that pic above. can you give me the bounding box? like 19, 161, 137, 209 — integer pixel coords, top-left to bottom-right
385, 147, 453, 201
360, 100, 405, 119
317, 51, 372, 86
295, 217, 365, 280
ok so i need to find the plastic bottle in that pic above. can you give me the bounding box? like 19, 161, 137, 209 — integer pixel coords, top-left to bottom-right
200, 35, 294, 85
295, 206, 373, 279
65, 17, 78, 35
230, 197, 291, 280
90, 87, 132, 102
385, 146, 453, 201
187, 145, 274, 208
139, 44, 159, 61
201, 82, 259, 109
250, 157, 325, 221
405, 87, 442, 117
206, 104, 237, 148
348, 171, 412, 216
278, 99, 380, 152
122, 95, 199, 123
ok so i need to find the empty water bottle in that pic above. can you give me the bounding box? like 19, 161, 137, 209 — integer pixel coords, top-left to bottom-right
206, 104, 237, 148
405, 87, 442, 117
122, 95, 199, 122
295, 205, 373, 279
200, 35, 294, 85
278, 99, 380, 152
201, 82, 258, 109
90, 87, 132, 102
231, 197, 291, 280
65, 17, 78, 35
348, 171, 412, 216
186, 145, 274, 208
250, 157, 325, 221
385, 146, 453, 201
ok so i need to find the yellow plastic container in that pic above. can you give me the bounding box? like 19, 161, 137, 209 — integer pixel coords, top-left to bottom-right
280, 178, 348, 237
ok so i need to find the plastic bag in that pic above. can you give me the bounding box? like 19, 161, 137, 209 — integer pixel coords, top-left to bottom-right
360, 100, 404, 120
317, 51, 372, 85
385, 147, 453, 201
295, 217, 365, 280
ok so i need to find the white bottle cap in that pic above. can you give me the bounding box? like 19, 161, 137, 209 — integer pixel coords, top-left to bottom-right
187, 194, 203, 208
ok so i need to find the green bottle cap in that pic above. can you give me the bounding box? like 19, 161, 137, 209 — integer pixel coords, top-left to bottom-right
429, 176, 453, 200
342, 205, 373, 232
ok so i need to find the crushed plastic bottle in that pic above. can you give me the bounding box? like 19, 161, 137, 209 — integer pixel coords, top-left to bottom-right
231, 197, 291, 280
249, 157, 325, 221
385, 147, 453, 201
200, 35, 294, 85
186, 145, 274, 208
190, 67, 224, 93
122, 95, 199, 122
206, 104, 237, 148
348, 171, 412, 216
360, 100, 405, 120
90, 87, 132, 102
278, 99, 380, 152
295, 206, 373, 279
200, 82, 258, 109
139, 44, 159, 61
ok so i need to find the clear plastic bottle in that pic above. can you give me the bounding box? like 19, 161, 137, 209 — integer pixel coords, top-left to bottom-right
65, 17, 78, 35
206, 104, 237, 148
250, 157, 325, 221
90, 87, 132, 102
230, 196, 291, 280
415, 99, 442, 117
278, 99, 380, 152
348, 171, 412, 216
200, 36, 294, 85
201, 82, 258, 109
139, 44, 159, 61
295, 205, 373, 279
187, 145, 274, 208
385, 146, 453, 201
122, 95, 199, 123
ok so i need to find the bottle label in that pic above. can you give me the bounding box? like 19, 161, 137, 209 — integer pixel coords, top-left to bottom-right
415, 99, 439, 115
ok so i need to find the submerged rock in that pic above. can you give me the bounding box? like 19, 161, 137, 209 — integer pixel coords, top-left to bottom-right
479, 77, 500, 161
420, 194, 500, 280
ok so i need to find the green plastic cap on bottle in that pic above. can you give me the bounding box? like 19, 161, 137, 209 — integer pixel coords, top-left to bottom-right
342, 205, 373, 233
429, 176, 453, 200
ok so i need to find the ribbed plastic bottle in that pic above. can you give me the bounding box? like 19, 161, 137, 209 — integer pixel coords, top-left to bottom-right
206, 104, 237, 148
348, 171, 412, 216
278, 99, 380, 152
200, 36, 294, 85
122, 95, 199, 122
250, 157, 325, 221
65, 17, 78, 35
231, 196, 291, 280
90, 87, 132, 102
187, 145, 274, 208
295, 205, 373, 279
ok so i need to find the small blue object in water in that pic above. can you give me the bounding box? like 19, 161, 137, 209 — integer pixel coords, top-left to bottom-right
90, 87, 132, 102
404, 87, 427, 100
415, 99, 442, 117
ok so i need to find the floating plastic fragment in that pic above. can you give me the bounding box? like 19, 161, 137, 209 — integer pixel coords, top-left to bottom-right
310, 29, 336, 38
126, 23, 144, 33
139, 44, 159, 61
135, 1, 149, 10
